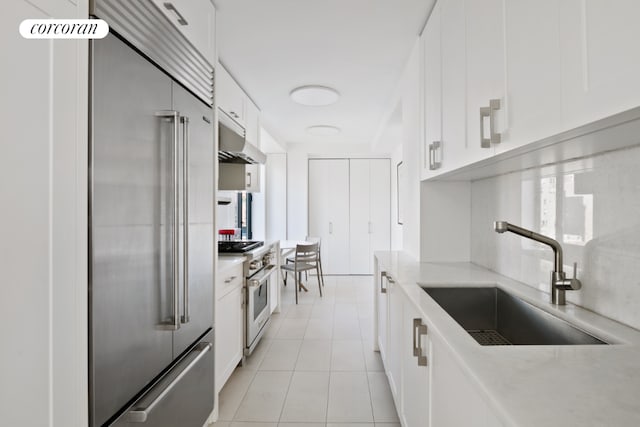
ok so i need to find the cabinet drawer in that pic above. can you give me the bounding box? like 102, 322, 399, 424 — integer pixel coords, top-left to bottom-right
217, 263, 243, 298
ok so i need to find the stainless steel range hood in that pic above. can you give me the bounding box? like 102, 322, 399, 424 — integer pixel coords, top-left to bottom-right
218, 109, 266, 164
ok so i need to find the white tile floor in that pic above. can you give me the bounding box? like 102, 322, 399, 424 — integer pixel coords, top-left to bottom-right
211, 275, 400, 427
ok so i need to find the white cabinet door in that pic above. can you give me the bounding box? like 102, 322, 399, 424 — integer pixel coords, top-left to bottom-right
369, 159, 391, 262
386, 275, 403, 401
497, 0, 562, 154
3, 1, 87, 426
421, 2, 443, 180
349, 159, 371, 274
401, 303, 430, 427
151, 0, 215, 65
245, 164, 261, 193
560, 0, 640, 130
308, 159, 350, 274
215, 285, 243, 393
376, 270, 390, 364
440, 0, 468, 172
245, 99, 260, 147
217, 64, 245, 126
431, 333, 503, 427
464, 0, 504, 161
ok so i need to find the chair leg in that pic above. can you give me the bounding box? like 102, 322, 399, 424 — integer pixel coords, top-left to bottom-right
316, 266, 323, 297
318, 257, 325, 287
283, 269, 287, 286
294, 270, 298, 304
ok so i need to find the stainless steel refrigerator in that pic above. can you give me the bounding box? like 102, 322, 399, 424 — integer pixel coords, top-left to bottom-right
90, 28, 215, 426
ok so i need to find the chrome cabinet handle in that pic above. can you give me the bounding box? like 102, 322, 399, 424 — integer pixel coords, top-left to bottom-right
380, 272, 388, 294
429, 141, 442, 170
329, 222, 333, 234
163, 2, 188, 25
224, 275, 237, 284
413, 318, 428, 366
124, 342, 212, 422
181, 116, 190, 324
246, 172, 252, 187
156, 110, 181, 331
480, 99, 501, 148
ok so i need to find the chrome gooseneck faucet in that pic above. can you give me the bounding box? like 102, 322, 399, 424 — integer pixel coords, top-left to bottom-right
494, 221, 581, 305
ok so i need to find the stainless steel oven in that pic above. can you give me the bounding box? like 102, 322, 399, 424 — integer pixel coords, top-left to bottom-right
245, 248, 277, 355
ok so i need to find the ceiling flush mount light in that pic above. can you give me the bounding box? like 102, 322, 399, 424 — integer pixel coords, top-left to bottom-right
306, 125, 341, 136
290, 85, 340, 106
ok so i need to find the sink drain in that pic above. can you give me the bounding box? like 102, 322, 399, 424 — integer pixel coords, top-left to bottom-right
468, 330, 512, 346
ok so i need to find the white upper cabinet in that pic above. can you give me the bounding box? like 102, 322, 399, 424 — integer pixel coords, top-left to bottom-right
440, 0, 468, 172
217, 64, 246, 126
560, 0, 640, 130
244, 97, 260, 146
421, 2, 442, 180
464, 0, 504, 160
151, 0, 216, 66
418, 0, 640, 179
498, 0, 562, 154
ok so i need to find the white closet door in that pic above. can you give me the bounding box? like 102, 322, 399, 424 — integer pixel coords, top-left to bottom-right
349, 159, 372, 274
369, 159, 391, 263
308, 159, 350, 274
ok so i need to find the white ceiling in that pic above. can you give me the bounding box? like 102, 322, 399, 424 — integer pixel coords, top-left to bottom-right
213, 0, 435, 147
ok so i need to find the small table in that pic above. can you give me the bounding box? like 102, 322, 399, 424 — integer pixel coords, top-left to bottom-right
279, 240, 312, 292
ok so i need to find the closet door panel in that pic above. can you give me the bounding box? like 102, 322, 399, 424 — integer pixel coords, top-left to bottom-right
308, 159, 350, 274
349, 159, 371, 274
369, 159, 391, 262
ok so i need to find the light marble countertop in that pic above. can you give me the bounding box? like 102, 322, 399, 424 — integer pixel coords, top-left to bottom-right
217, 256, 245, 273
375, 250, 640, 427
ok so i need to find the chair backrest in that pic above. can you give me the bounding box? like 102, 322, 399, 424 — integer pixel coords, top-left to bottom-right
295, 242, 319, 263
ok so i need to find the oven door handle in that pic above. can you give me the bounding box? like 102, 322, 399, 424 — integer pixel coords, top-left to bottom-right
248, 265, 276, 288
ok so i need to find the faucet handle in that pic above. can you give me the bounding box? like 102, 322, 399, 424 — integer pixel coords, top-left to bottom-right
569, 262, 582, 290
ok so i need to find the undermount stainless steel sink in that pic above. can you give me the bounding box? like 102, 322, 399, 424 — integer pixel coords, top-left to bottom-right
422, 287, 608, 346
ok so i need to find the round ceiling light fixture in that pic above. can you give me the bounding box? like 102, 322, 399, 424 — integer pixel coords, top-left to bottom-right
306, 125, 341, 136
290, 85, 340, 106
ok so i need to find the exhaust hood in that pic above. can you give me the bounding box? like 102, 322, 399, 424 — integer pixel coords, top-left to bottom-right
218, 109, 266, 164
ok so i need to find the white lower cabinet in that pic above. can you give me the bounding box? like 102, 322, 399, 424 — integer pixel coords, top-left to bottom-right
386, 273, 403, 400
215, 263, 244, 393
376, 270, 390, 364
431, 332, 503, 427
376, 259, 502, 427
401, 302, 430, 427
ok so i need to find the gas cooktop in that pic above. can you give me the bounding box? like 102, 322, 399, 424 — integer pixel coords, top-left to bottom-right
218, 240, 264, 253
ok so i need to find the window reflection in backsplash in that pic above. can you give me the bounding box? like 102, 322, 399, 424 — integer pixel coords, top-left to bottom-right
472, 145, 640, 330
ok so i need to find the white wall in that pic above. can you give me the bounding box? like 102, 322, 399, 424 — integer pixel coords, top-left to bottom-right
391, 143, 403, 250
399, 40, 422, 259
471, 145, 640, 330
266, 153, 287, 241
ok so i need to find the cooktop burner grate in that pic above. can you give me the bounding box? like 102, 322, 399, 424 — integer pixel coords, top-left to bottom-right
218, 240, 264, 253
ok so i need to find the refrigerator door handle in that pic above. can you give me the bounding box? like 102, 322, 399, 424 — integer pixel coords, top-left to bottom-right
181, 116, 190, 324
155, 110, 181, 331
123, 342, 212, 422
